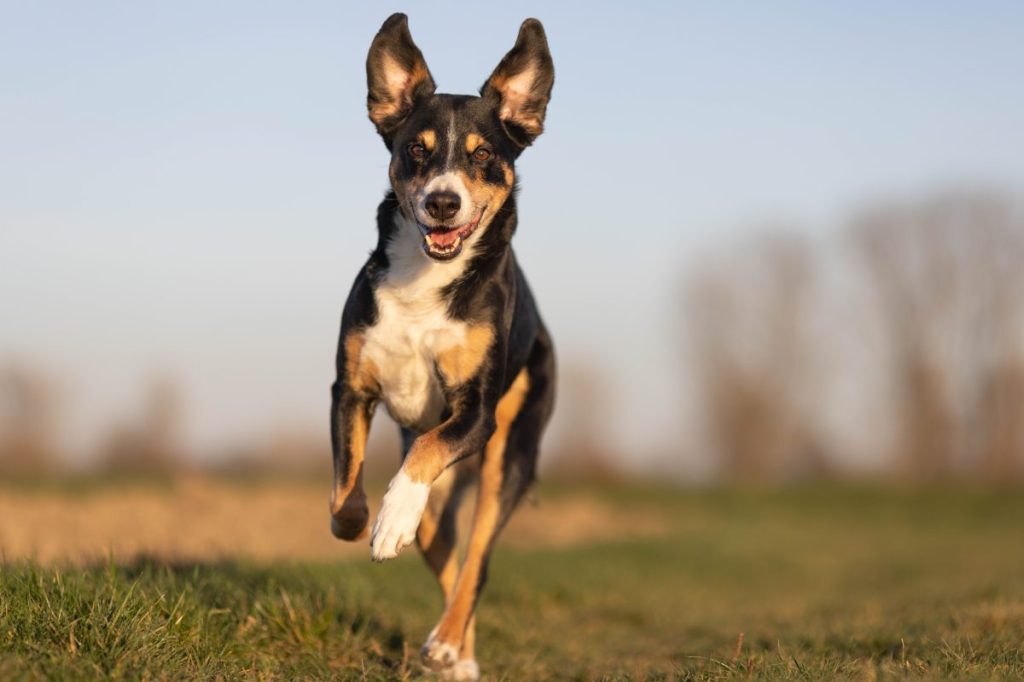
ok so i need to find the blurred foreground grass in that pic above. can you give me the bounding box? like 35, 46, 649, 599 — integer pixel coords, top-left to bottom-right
2, 483, 1023, 680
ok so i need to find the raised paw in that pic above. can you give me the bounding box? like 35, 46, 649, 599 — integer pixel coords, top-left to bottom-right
369, 470, 430, 561
330, 497, 369, 541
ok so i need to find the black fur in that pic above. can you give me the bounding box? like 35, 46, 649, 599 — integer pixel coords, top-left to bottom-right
328, 13, 556, 674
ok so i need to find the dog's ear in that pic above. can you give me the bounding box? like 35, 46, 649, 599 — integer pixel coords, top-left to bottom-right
366, 13, 436, 144
481, 18, 554, 148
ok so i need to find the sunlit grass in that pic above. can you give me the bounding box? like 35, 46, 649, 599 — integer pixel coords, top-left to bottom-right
2, 484, 1023, 679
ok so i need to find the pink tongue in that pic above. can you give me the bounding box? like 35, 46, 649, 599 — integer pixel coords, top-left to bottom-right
429, 230, 460, 247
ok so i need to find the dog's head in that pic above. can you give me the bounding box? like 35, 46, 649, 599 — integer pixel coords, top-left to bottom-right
366, 13, 554, 261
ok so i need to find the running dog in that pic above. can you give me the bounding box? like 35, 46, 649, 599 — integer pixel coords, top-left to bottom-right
329, 13, 556, 680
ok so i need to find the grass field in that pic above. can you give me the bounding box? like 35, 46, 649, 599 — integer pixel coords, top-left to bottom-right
2, 481, 1024, 680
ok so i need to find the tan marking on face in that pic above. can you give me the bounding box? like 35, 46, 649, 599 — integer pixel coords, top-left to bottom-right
428, 368, 530, 649
502, 162, 514, 187
435, 324, 494, 386
452, 168, 513, 234
465, 133, 484, 154
420, 129, 437, 152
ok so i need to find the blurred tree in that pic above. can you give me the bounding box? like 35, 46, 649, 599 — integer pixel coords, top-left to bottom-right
0, 364, 61, 474
545, 361, 621, 479
97, 375, 186, 473
850, 191, 1024, 479
684, 231, 828, 480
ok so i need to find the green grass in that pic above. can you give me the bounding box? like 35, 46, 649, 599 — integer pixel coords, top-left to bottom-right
3, 484, 1024, 680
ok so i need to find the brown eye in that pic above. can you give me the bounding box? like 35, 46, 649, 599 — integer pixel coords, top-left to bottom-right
472, 147, 492, 162
408, 142, 427, 160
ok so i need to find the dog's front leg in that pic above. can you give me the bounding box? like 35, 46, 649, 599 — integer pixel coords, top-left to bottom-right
370, 381, 498, 561
329, 380, 375, 541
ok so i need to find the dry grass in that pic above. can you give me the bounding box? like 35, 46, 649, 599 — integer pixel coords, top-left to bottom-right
2, 481, 1023, 680
0, 475, 664, 565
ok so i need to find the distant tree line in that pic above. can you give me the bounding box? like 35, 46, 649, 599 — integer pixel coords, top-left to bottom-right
683, 190, 1024, 480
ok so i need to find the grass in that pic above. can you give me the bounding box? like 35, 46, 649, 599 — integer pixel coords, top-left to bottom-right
2, 483, 1024, 679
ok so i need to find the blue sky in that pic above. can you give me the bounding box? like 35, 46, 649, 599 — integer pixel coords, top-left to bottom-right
2, 2, 1022, 462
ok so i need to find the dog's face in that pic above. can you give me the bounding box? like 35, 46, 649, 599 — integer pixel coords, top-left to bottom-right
366, 14, 554, 261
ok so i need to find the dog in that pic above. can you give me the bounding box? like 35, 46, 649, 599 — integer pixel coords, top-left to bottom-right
328, 13, 556, 680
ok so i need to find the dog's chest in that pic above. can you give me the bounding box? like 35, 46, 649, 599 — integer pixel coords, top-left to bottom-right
362, 282, 468, 431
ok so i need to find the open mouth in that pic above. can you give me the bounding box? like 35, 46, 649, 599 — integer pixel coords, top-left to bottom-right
417, 209, 484, 261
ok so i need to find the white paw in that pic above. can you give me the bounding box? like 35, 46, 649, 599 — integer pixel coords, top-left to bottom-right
421, 630, 460, 670
370, 470, 429, 561
443, 659, 480, 681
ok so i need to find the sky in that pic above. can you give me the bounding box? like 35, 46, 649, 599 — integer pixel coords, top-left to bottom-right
2, 2, 1023, 465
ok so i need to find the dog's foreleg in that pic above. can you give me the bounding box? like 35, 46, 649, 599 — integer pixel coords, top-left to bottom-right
370, 382, 501, 562
329, 332, 377, 540
327, 327, 380, 540
329, 384, 373, 540
370, 322, 503, 565
369, 411, 495, 561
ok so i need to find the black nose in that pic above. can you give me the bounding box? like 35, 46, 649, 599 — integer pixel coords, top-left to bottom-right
424, 191, 461, 221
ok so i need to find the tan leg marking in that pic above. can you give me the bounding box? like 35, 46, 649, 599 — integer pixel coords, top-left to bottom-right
416, 470, 461, 602
402, 430, 456, 484
330, 332, 376, 540
422, 369, 530, 668
344, 332, 379, 394
330, 407, 370, 540
460, 614, 476, 661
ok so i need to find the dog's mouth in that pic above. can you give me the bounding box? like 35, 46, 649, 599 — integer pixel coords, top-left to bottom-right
417, 209, 484, 261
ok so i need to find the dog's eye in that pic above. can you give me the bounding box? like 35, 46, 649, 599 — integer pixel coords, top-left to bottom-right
408, 143, 427, 160
472, 147, 492, 162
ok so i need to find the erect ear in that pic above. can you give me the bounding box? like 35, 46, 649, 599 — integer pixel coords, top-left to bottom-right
366, 13, 436, 144
480, 18, 554, 148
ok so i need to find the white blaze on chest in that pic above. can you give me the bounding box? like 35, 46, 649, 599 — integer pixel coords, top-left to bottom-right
361, 213, 474, 430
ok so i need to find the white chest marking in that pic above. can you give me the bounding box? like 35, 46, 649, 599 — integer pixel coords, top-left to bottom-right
362, 213, 473, 430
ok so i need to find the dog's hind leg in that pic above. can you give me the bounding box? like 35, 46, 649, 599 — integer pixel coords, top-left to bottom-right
422, 329, 556, 678
415, 457, 472, 603
417, 472, 480, 681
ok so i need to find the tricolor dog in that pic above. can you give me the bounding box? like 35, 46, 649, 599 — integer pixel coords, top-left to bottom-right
328, 13, 556, 680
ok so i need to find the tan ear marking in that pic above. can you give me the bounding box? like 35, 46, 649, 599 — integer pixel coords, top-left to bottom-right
490, 63, 544, 135
368, 55, 432, 126
381, 53, 410, 97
